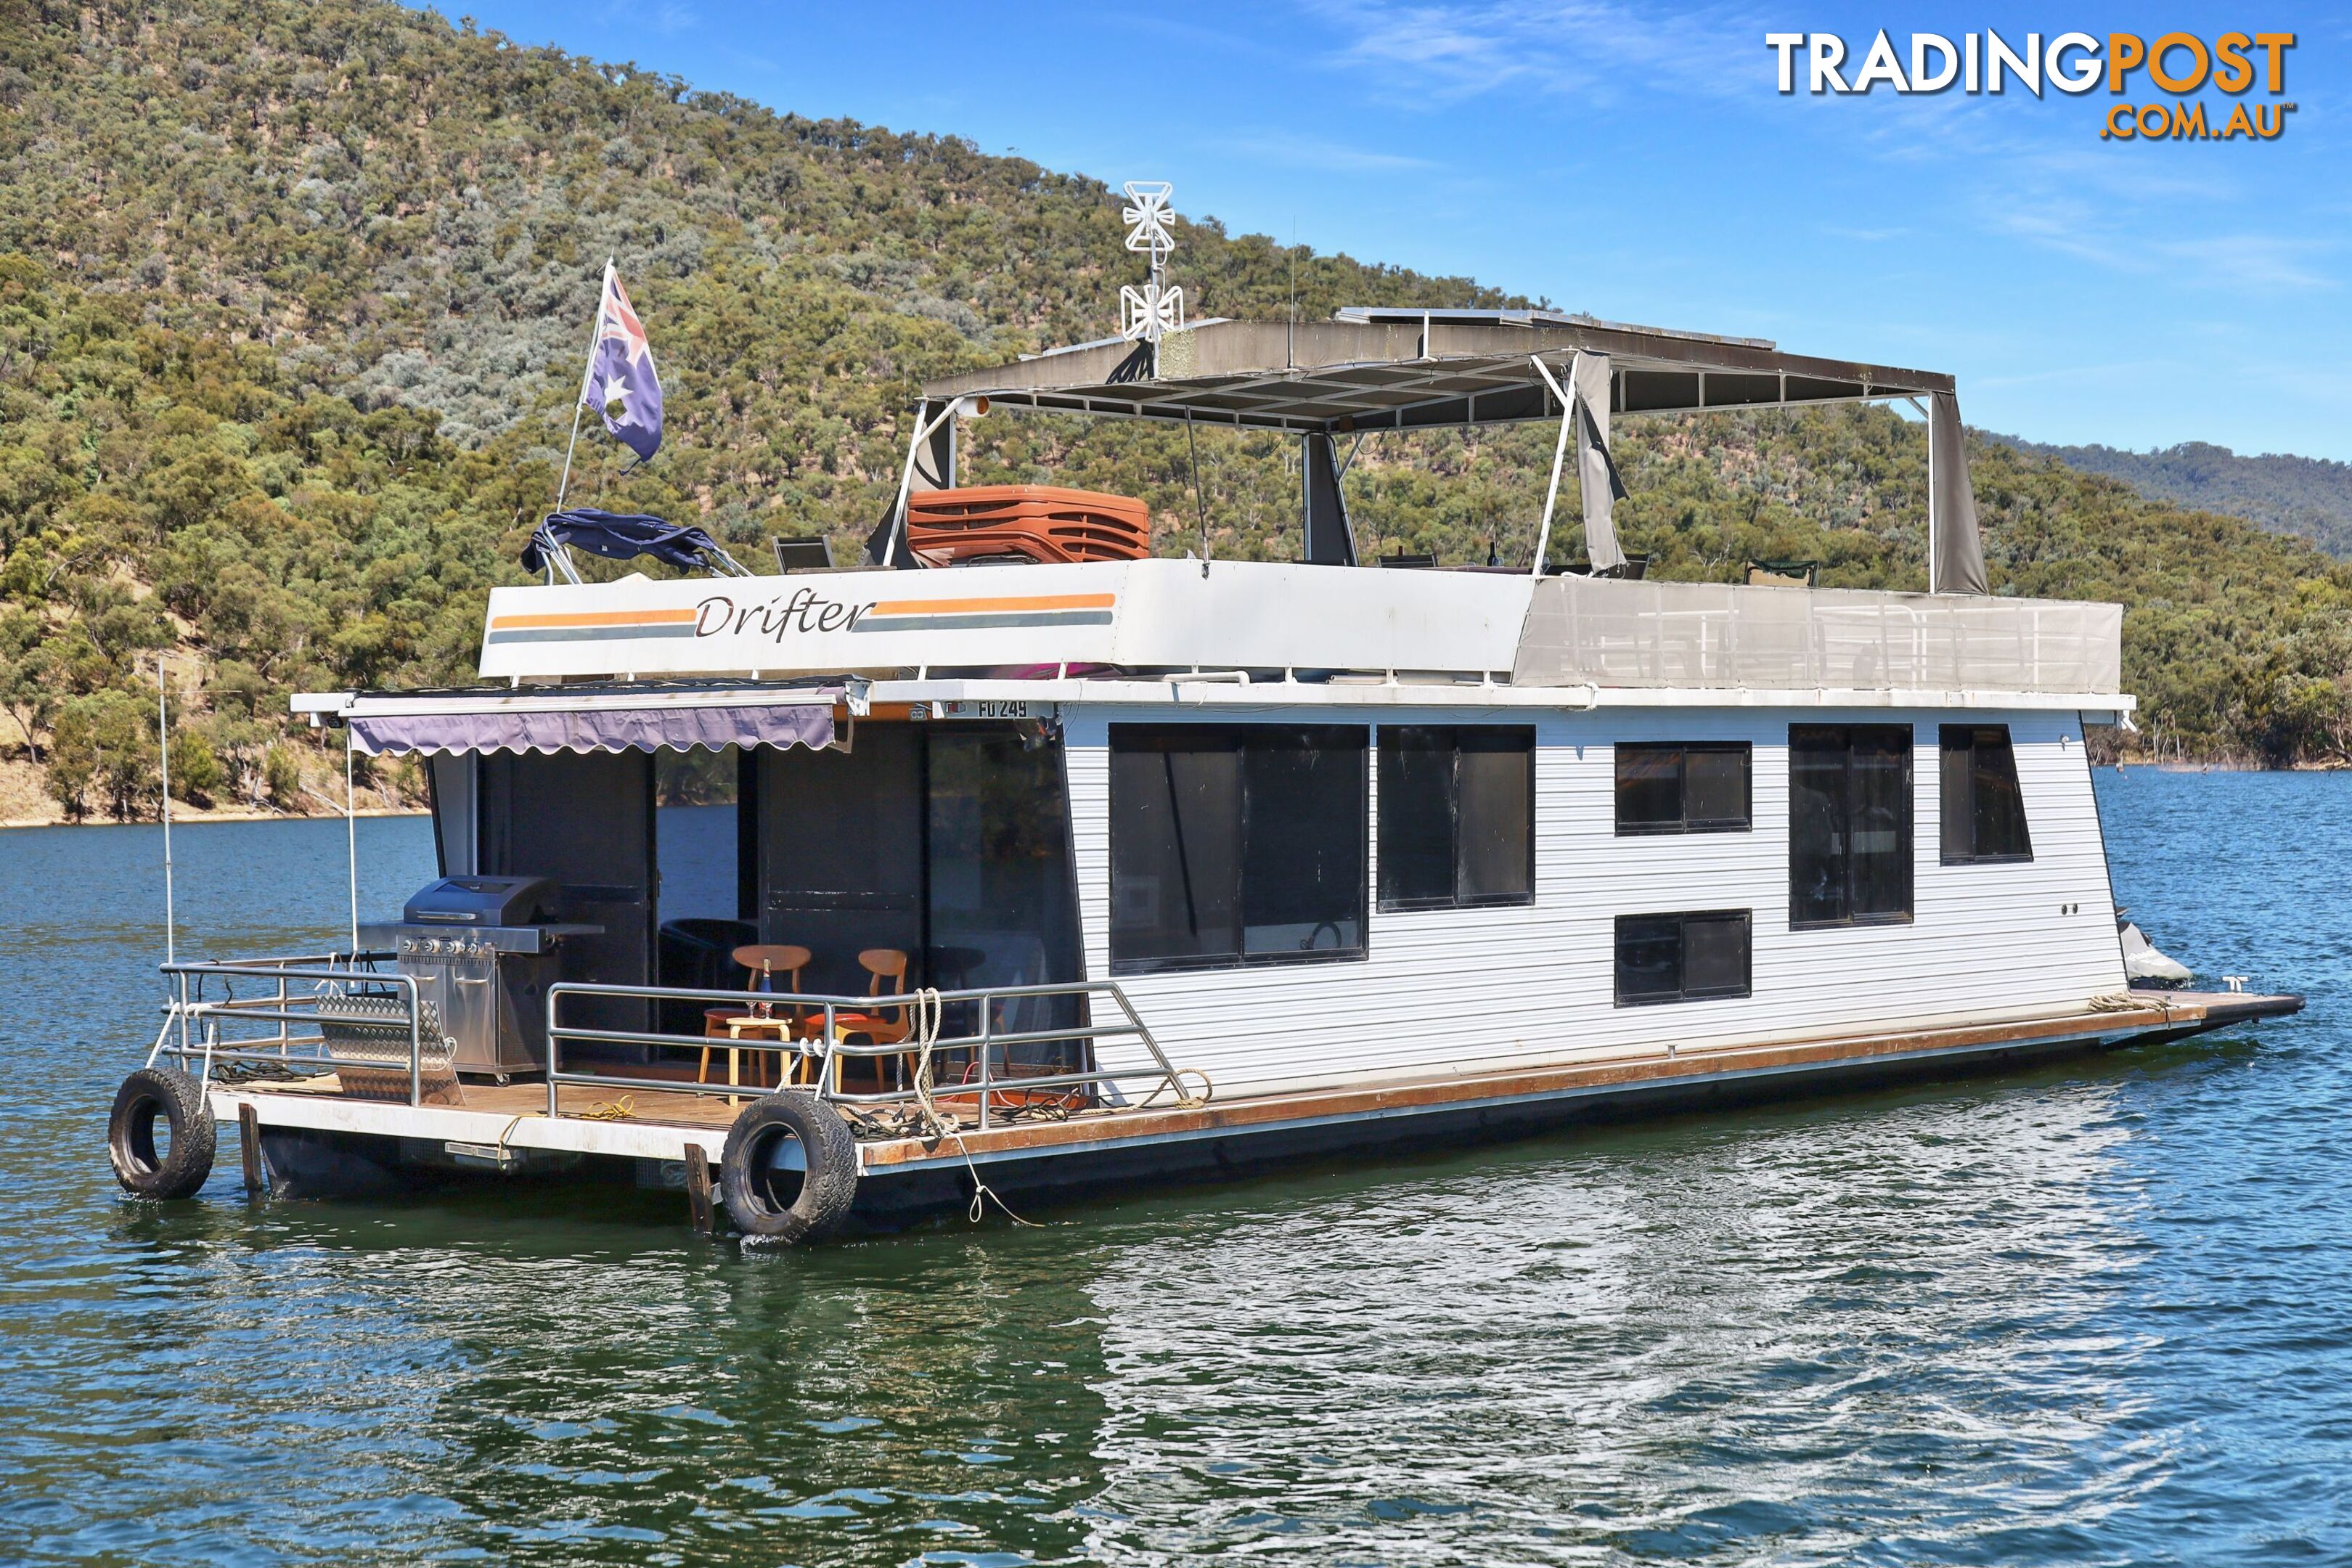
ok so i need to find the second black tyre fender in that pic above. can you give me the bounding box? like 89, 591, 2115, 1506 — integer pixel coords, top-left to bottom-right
719, 1090, 859, 1244
108, 1066, 218, 1199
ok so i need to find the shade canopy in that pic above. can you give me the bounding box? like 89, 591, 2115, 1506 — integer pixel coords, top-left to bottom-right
919, 307, 1991, 595
923, 310, 1951, 435
346, 697, 835, 756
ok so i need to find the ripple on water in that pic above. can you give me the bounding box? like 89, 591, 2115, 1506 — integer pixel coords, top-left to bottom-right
2, 776, 2350, 1564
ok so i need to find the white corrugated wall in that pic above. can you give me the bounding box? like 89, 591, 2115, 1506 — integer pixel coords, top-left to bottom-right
1063, 702, 2128, 1098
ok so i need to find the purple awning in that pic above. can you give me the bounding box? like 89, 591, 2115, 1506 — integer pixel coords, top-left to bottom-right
348, 702, 834, 756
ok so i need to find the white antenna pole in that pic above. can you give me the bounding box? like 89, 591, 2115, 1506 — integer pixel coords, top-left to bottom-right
344, 723, 360, 957
158, 653, 176, 965
553, 258, 613, 515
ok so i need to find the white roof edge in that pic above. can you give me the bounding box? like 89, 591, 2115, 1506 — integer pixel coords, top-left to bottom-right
294, 681, 2132, 716
867, 679, 2133, 713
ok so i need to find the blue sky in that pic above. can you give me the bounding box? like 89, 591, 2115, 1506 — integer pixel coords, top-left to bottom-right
438, 2, 2347, 459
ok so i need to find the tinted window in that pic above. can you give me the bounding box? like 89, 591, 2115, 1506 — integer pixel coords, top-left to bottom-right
1376, 730, 1455, 906
1615, 910, 1752, 1005
1940, 725, 2033, 863
1789, 725, 1914, 928
1376, 727, 1535, 910
1615, 743, 1752, 834
1111, 726, 1365, 972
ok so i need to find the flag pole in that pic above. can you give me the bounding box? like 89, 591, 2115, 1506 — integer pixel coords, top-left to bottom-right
553, 258, 613, 515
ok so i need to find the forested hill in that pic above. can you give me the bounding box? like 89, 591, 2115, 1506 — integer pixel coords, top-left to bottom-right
1993, 437, 2352, 559
3, 0, 2351, 822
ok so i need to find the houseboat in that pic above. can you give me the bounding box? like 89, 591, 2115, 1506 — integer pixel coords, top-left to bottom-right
107, 309, 2298, 1242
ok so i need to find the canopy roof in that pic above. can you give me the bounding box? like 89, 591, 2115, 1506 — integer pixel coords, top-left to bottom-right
922, 309, 1954, 435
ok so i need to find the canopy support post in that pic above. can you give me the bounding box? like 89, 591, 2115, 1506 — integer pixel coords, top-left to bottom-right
1528, 356, 1575, 576
865, 399, 963, 568
1301, 431, 1359, 565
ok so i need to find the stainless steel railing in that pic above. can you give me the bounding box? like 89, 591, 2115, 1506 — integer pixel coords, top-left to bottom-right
145, 954, 1188, 1134
544, 979, 1187, 1132
150, 953, 431, 1106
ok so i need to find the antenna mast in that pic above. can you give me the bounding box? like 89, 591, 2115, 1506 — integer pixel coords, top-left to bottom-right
1118, 181, 1183, 372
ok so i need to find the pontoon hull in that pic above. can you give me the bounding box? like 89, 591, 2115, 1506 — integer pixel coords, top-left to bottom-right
216, 990, 2295, 1221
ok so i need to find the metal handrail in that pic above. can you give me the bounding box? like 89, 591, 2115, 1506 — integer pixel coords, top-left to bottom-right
545, 978, 1183, 1131
153, 958, 428, 1106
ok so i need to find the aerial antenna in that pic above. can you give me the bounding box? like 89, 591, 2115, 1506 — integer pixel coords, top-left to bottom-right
1118, 181, 1183, 372
1288, 217, 1297, 367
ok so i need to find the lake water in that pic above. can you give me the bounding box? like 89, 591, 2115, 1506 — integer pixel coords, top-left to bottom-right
1, 770, 2344, 1566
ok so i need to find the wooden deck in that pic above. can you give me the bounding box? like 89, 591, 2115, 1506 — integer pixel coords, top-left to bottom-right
227, 989, 2298, 1179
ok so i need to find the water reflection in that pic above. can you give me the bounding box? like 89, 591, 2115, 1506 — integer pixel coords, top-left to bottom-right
4, 775, 2350, 1564
1074, 1077, 2149, 1564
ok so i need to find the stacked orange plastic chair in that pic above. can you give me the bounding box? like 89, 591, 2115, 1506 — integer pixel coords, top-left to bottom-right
906, 485, 1150, 566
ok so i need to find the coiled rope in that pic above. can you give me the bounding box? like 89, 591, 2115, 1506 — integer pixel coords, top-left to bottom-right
2090, 991, 2176, 1018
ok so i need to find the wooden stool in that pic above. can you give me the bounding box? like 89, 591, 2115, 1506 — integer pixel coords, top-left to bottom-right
702, 944, 809, 1104
701, 1009, 796, 1106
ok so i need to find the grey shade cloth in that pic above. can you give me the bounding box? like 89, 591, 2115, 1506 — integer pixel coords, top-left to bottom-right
1929, 391, 1991, 595
1510, 576, 2120, 693
1571, 351, 1628, 571
348, 703, 834, 756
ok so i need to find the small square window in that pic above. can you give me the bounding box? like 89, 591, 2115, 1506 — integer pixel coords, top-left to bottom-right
1615, 743, 1752, 835
1614, 910, 1753, 1005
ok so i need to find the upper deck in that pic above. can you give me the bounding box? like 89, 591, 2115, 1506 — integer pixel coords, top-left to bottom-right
460, 560, 2126, 714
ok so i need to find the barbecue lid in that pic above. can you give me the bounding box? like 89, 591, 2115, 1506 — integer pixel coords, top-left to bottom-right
402, 875, 560, 926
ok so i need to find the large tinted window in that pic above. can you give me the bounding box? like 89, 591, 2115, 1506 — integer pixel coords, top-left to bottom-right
1615, 910, 1752, 1005
1377, 727, 1535, 910
1110, 725, 1366, 972
1789, 725, 1914, 928
1940, 725, 2033, 864
1615, 743, 1752, 834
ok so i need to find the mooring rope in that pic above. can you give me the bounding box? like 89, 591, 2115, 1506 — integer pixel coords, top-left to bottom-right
897, 986, 1037, 1228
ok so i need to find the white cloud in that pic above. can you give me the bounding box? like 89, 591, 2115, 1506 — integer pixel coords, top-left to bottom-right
1209, 131, 1437, 173
1301, 0, 1765, 107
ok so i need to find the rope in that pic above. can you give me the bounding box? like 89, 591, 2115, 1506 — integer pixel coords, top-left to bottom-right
582, 1095, 637, 1121
899, 986, 1037, 1228
1133, 1065, 1214, 1111
2091, 991, 2177, 1019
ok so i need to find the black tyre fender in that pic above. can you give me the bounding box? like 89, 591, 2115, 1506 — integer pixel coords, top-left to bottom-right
719, 1090, 858, 1244
109, 1066, 218, 1199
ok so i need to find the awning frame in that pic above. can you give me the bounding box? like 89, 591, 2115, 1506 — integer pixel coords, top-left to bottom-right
297, 681, 848, 757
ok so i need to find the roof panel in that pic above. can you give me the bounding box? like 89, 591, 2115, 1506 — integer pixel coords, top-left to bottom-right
929, 317, 1947, 432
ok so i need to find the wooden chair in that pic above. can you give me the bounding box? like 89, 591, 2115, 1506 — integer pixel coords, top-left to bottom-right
701, 944, 810, 1101
807, 948, 913, 1093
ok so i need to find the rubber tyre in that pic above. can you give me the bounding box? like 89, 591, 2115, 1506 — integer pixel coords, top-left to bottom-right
109, 1066, 217, 1199
719, 1090, 858, 1244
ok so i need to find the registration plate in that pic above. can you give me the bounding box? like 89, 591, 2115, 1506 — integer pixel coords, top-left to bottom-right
934, 700, 1044, 721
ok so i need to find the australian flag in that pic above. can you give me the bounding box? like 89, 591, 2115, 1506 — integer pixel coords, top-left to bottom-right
582, 265, 663, 462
